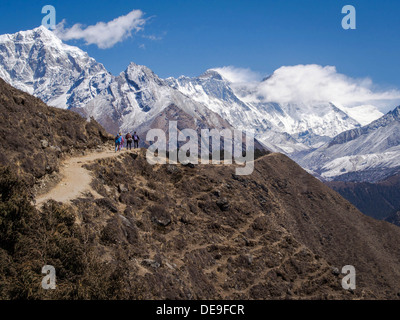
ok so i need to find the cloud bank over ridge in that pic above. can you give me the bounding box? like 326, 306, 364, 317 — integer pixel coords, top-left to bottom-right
214, 64, 400, 112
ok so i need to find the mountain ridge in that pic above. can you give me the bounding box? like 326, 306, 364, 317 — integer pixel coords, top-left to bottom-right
3, 26, 400, 191
0, 26, 383, 155
298, 105, 400, 182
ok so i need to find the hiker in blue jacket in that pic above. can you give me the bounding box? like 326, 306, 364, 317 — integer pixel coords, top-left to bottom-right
115, 133, 122, 152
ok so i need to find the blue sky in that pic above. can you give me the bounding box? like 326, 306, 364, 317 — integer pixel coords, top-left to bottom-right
0, 0, 400, 90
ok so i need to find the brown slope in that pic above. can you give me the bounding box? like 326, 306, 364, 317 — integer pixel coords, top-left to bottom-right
0, 77, 112, 184
71, 151, 400, 299
1, 77, 399, 299
386, 211, 400, 227
255, 154, 400, 298
326, 175, 400, 221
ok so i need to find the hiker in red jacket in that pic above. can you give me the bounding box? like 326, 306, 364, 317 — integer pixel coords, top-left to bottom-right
126, 132, 133, 150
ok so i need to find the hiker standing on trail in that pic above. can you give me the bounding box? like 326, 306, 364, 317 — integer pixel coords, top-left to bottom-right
126, 132, 133, 150
133, 132, 140, 149
115, 133, 122, 152
120, 134, 125, 151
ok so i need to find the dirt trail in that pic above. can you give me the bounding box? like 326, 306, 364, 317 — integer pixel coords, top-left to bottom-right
35, 149, 130, 207
35, 148, 257, 207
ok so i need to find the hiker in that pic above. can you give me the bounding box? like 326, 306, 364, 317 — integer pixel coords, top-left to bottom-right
126, 132, 133, 150
120, 134, 125, 151
115, 133, 122, 152
133, 132, 140, 149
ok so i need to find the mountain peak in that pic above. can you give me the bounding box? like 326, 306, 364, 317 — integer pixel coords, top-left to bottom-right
32, 25, 55, 35
126, 61, 153, 74
0, 26, 93, 60
0, 26, 110, 110
5, 25, 61, 43
125, 61, 161, 84
389, 105, 400, 120
199, 69, 224, 81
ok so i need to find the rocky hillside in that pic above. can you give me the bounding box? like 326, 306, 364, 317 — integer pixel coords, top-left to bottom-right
26, 149, 398, 300
1, 80, 400, 299
0, 77, 111, 184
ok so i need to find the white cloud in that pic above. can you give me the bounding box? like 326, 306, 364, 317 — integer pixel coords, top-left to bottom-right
211, 66, 262, 84
54, 10, 146, 49
214, 64, 400, 112
255, 64, 400, 111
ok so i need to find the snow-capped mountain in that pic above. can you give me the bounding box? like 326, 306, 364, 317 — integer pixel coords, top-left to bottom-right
0, 26, 112, 109
166, 70, 377, 153
296, 106, 400, 182
79, 62, 232, 133
0, 26, 231, 135
0, 26, 384, 156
